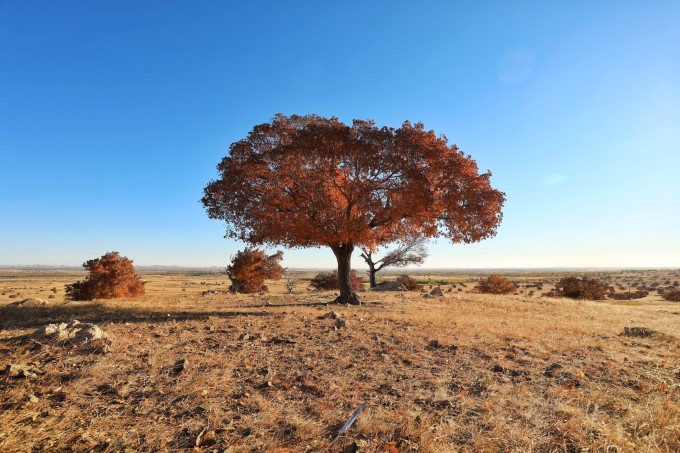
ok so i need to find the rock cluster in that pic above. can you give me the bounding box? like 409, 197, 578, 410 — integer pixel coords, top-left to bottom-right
372, 281, 407, 292
32, 320, 110, 351
429, 286, 445, 297
422, 286, 446, 298
8, 298, 49, 307
320, 310, 348, 329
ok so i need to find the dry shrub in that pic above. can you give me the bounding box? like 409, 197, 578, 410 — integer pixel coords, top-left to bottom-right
609, 290, 648, 300
554, 277, 607, 300
661, 289, 680, 302
309, 270, 363, 291
475, 274, 516, 294
396, 274, 423, 291
226, 248, 284, 294
65, 251, 145, 301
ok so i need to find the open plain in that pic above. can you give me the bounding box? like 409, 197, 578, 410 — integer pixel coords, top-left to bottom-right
1, 269, 679, 452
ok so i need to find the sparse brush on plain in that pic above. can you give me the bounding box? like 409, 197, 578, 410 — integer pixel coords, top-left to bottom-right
225, 248, 284, 294
64, 251, 145, 301
2, 269, 680, 452
475, 274, 516, 294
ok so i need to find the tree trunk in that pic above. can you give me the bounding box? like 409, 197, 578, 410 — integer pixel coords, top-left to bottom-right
331, 242, 361, 305
227, 275, 241, 294
360, 250, 378, 288
368, 262, 377, 288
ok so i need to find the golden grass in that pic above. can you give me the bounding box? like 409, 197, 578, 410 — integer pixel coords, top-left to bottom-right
0, 270, 678, 452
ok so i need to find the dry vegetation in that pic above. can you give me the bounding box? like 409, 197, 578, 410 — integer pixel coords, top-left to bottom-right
1, 269, 679, 452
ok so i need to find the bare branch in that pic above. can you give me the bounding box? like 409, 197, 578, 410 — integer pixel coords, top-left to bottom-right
377, 236, 429, 270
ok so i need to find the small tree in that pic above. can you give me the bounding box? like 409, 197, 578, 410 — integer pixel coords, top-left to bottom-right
475, 274, 516, 294
225, 248, 284, 294
360, 237, 428, 288
310, 270, 363, 291
554, 277, 607, 300
396, 274, 423, 291
284, 272, 300, 294
65, 251, 145, 301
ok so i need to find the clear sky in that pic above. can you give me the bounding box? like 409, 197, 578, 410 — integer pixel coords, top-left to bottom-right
1, 1, 679, 269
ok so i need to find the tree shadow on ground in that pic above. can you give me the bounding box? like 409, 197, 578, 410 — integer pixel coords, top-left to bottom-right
0, 303, 272, 331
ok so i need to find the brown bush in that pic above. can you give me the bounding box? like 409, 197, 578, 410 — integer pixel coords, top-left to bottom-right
609, 290, 648, 300
309, 270, 363, 291
396, 274, 423, 291
475, 274, 516, 294
225, 248, 284, 294
554, 277, 607, 300
661, 289, 680, 302
65, 251, 145, 301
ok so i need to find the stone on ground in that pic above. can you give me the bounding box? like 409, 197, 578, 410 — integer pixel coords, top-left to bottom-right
372, 281, 407, 292
8, 298, 48, 307
33, 320, 109, 347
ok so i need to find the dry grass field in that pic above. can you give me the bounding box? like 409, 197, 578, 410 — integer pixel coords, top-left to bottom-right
1, 269, 679, 452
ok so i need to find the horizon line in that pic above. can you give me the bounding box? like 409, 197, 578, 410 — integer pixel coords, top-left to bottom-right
1, 264, 678, 271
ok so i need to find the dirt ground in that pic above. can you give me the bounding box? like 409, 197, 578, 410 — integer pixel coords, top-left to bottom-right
1, 269, 679, 452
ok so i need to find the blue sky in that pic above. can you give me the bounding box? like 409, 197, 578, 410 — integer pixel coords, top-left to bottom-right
1, 1, 679, 268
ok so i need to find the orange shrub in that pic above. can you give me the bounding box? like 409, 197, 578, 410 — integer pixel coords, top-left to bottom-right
475, 274, 516, 294
65, 251, 145, 301
226, 248, 284, 294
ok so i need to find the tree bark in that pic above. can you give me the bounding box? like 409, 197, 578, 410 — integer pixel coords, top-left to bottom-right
360, 250, 378, 288
226, 273, 241, 294
368, 263, 377, 288
331, 242, 361, 305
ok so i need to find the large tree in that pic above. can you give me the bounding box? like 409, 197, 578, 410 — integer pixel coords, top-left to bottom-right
360, 236, 428, 288
202, 114, 505, 305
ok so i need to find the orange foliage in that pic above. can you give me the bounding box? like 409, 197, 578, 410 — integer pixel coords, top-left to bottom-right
203, 114, 505, 304
226, 248, 284, 294
309, 270, 363, 291
475, 274, 516, 294
65, 252, 145, 301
